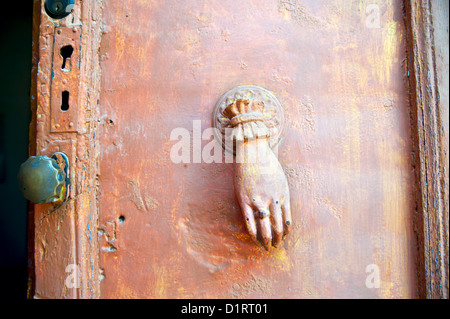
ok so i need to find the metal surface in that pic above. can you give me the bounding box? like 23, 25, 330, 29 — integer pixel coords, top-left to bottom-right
222, 96, 291, 250
18, 153, 68, 204
97, 0, 419, 298
50, 25, 81, 133
28, 0, 449, 299
44, 0, 75, 19
30, 0, 102, 299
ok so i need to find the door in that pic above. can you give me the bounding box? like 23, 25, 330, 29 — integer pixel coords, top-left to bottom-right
97, 0, 416, 298
28, 0, 448, 299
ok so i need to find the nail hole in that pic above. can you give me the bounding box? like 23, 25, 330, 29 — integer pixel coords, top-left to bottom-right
60, 45, 74, 70
118, 215, 125, 223
61, 91, 70, 111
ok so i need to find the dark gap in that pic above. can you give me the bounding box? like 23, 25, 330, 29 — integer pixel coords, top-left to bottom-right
61, 91, 70, 111
60, 45, 73, 70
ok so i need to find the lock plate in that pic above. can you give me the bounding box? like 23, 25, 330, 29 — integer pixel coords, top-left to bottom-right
50, 25, 81, 133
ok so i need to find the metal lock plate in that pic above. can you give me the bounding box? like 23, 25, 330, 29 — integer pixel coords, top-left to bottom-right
50, 26, 81, 133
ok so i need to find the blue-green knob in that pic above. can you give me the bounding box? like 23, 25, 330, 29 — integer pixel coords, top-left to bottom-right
44, 0, 75, 19
18, 155, 67, 204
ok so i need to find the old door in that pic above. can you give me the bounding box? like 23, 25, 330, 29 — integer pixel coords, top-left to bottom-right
96, 0, 417, 299
29, 0, 448, 299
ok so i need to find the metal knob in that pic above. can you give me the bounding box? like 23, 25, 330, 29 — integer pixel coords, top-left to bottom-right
44, 0, 75, 20
18, 152, 69, 204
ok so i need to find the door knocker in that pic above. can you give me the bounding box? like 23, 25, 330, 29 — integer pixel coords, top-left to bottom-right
213, 85, 291, 250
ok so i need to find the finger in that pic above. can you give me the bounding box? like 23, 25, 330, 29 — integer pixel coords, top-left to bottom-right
258, 216, 272, 251
270, 201, 283, 248
238, 100, 249, 113
230, 101, 239, 115
254, 202, 272, 250
281, 196, 292, 237
240, 203, 257, 244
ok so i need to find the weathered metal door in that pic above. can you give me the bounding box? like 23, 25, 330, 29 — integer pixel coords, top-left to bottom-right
28, 0, 449, 299
96, 0, 418, 298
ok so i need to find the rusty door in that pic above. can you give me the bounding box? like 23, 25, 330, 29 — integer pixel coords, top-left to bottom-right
29, 0, 435, 299
96, 0, 417, 298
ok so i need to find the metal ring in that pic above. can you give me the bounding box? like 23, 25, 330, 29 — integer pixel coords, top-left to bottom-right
258, 210, 269, 219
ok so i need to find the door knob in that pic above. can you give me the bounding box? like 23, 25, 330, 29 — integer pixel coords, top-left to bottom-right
44, 0, 75, 20
17, 152, 69, 204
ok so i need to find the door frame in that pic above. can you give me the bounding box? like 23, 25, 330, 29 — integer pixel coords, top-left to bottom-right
28, 0, 102, 299
27, 0, 448, 299
404, 0, 449, 299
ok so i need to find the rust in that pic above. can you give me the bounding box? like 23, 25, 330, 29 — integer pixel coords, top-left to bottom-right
28, 0, 448, 299
50, 26, 81, 133
404, 0, 449, 299
95, 0, 420, 298
31, 0, 103, 299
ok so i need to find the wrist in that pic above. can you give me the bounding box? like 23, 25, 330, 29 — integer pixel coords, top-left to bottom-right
224, 100, 271, 142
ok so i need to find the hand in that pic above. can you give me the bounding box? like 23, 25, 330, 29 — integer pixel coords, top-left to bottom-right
234, 138, 292, 250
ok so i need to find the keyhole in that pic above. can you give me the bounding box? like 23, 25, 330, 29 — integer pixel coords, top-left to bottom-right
60, 45, 74, 70
61, 91, 70, 111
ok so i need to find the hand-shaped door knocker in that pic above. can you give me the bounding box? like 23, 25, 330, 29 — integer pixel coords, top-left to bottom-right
213, 86, 291, 250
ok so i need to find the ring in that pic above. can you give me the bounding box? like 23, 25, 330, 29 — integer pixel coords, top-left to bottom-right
258, 210, 269, 219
